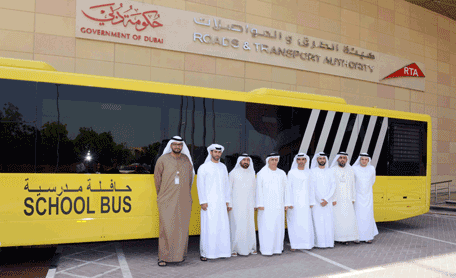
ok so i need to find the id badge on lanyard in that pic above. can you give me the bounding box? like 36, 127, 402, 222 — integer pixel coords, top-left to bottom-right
175, 171, 179, 185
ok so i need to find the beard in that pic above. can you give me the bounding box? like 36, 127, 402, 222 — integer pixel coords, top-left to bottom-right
318, 161, 326, 166
211, 155, 220, 161
338, 161, 346, 167
172, 148, 182, 154
240, 163, 249, 169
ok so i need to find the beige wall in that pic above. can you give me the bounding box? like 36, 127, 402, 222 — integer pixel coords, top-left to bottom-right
0, 0, 454, 182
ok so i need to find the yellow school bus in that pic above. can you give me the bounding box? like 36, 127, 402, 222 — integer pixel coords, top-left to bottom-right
0, 57, 431, 247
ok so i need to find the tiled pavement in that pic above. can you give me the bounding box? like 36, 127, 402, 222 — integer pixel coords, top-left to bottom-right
53, 242, 124, 278
52, 212, 456, 278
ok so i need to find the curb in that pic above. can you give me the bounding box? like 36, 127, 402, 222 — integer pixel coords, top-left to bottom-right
430, 205, 456, 212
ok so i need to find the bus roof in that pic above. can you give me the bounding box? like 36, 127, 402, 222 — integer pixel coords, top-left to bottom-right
0, 57, 56, 72
250, 88, 347, 105
0, 57, 431, 124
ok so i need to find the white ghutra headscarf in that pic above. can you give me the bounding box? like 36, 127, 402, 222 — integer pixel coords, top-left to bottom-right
259, 152, 280, 172
204, 143, 225, 163
352, 153, 371, 167
230, 153, 255, 174
330, 151, 351, 168
311, 152, 329, 169
161, 135, 195, 175
291, 153, 310, 170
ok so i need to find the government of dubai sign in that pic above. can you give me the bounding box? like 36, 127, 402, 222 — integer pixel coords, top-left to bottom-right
76, 0, 425, 91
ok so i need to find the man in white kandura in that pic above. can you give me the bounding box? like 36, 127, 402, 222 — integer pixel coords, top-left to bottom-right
310, 152, 335, 248
287, 153, 315, 251
228, 153, 257, 256
330, 152, 359, 245
256, 153, 292, 256
352, 153, 378, 244
197, 144, 231, 261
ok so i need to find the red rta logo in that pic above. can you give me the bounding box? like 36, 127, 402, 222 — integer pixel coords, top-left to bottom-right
382, 63, 425, 80
403, 66, 419, 76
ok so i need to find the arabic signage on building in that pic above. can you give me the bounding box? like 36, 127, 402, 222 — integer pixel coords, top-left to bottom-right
76, 0, 425, 91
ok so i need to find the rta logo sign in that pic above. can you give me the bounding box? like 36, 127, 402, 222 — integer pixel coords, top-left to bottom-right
382, 63, 425, 80
403, 66, 419, 77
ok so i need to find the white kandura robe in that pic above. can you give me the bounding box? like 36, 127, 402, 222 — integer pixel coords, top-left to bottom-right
287, 168, 315, 250
256, 167, 292, 255
332, 166, 359, 242
197, 161, 231, 259
311, 167, 336, 248
228, 168, 257, 255
353, 165, 378, 241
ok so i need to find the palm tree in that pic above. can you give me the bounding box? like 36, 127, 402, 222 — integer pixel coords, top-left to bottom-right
212, 99, 215, 143
203, 98, 206, 147
191, 97, 195, 156
177, 96, 183, 136
183, 97, 188, 141
54, 84, 60, 173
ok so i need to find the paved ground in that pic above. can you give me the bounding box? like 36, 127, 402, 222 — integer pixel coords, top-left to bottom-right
46, 211, 456, 278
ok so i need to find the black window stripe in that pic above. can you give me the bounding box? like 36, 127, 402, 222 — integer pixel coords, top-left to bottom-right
323, 111, 343, 155
307, 110, 328, 156
339, 113, 357, 152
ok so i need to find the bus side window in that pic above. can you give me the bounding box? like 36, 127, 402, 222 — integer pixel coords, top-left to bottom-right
387, 120, 427, 176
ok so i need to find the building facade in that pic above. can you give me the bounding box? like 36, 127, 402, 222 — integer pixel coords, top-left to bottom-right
0, 0, 454, 182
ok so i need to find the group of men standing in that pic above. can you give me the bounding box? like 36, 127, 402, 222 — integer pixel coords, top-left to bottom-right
153, 136, 378, 266
308, 152, 378, 249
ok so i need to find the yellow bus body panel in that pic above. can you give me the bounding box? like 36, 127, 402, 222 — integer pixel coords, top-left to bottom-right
0, 59, 432, 247
0, 174, 430, 247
